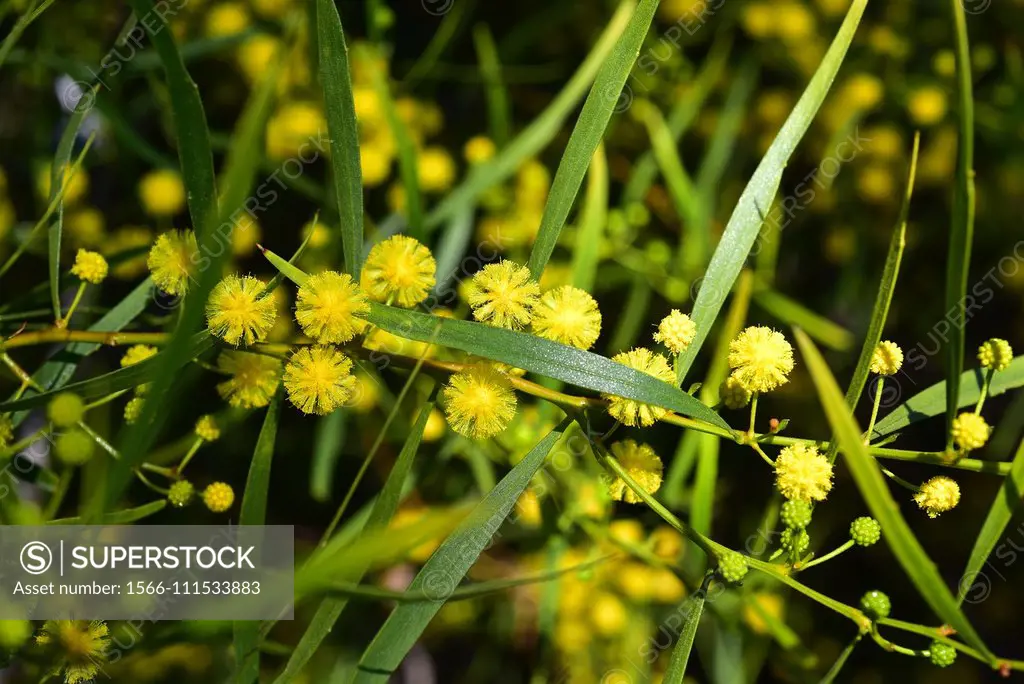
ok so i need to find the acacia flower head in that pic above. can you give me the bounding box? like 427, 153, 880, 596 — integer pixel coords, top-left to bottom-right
603, 440, 663, 504
774, 444, 833, 502
194, 415, 220, 441
360, 235, 436, 307
467, 260, 540, 330
138, 168, 186, 217
951, 411, 990, 451
441, 365, 518, 439
216, 351, 281, 409
70, 249, 108, 284
147, 229, 198, 296
124, 396, 145, 424
295, 271, 370, 344
914, 476, 960, 518
870, 340, 904, 376
728, 326, 795, 394
720, 376, 752, 409
653, 309, 697, 354
202, 482, 235, 513
35, 619, 110, 684
978, 338, 1013, 372
602, 348, 675, 427
206, 274, 277, 345
168, 480, 195, 508
120, 344, 158, 368
283, 346, 357, 415
530, 285, 602, 350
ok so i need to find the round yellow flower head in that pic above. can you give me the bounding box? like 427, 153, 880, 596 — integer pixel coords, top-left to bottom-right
147, 230, 198, 296
951, 411, 990, 451
194, 415, 220, 442
908, 86, 948, 126
295, 271, 370, 344
216, 351, 281, 409
653, 309, 697, 354
844, 73, 884, 110
124, 396, 145, 424
283, 346, 357, 415
265, 102, 326, 160
206, 275, 277, 346
138, 169, 186, 217
204, 2, 249, 38
236, 34, 281, 84
55, 429, 95, 466
467, 260, 541, 330
464, 136, 496, 164
590, 592, 627, 636
603, 348, 676, 427
870, 340, 904, 376
442, 365, 518, 440
70, 249, 108, 284
120, 344, 157, 368
604, 440, 663, 504
422, 408, 447, 442
35, 619, 110, 684
978, 338, 1013, 372
37, 164, 89, 205
360, 143, 393, 187
202, 482, 235, 513
48, 392, 85, 428
231, 217, 261, 256
720, 375, 753, 410
775, 2, 816, 42
728, 326, 795, 394
914, 476, 960, 518
417, 147, 457, 193
774, 444, 833, 502
530, 285, 602, 350
360, 235, 437, 307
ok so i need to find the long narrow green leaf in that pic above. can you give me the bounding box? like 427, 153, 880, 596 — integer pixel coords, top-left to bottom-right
794, 328, 994, 661
676, 0, 868, 381
570, 144, 608, 292
317, 0, 363, 276
273, 399, 435, 684
871, 356, 1024, 439
958, 438, 1024, 604
424, 0, 634, 231
472, 24, 511, 147
944, 0, 976, 447
0, 0, 56, 72
310, 410, 347, 502
47, 499, 166, 525
351, 421, 569, 683
125, 0, 217, 236
366, 303, 729, 429
663, 582, 709, 683
527, 0, 658, 279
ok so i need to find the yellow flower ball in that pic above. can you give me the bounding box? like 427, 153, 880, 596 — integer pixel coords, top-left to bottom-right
422, 408, 447, 442
603, 439, 663, 504
194, 415, 220, 442
283, 346, 357, 415
202, 482, 235, 513
417, 147, 456, 193
147, 230, 198, 296
978, 338, 1013, 372
530, 286, 602, 350
720, 376, 752, 410
360, 144, 393, 187
775, 2, 816, 42
48, 392, 85, 427
774, 444, 833, 502
204, 2, 249, 38
951, 412, 990, 451
70, 249, 108, 284
360, 235, 436, 307
590, 593, 627, 636
463, 136, 496, 164
870, 340, 904, 376
728, 326, 795, 394
603, 348, 676, 427
138, 169, 186, 217
55, 429, 95, 466
441, 366, 518, 440
653, 309, 697, 354
914, 476, 960, 518
295, 271, 370, 344
216, 351, 281, 409
121, 344, 157, 368
37, 164, 88, 205
908, 86, 948, 126
741, 3, 774, 39
237, 34, 281, 85
265, 102, 326, 160
124, 396, 145, 424
467, 260, 540, 330
206, 275, 277, 346
843, 73, 884, 110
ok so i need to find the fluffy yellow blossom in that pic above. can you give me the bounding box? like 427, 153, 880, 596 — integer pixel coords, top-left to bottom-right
775, 2, 816, 42
951, 412, 990, 451
463, 136, 496, 164
650, 567, 686, 603
360, 235, 436, 307
236, 34, 281, 84
870, 341, 904, 376
467, 260, 540, 330
720, 375, 752, 409
603, 440, 663, 503
138, 169, 186, 217
147, 230, 198, 296
70, 249, 108, 284
202, 482, 235, 512
418, 147, 457, 193
844, 73, 884, 110
728, 326, 795, 394
194, 415, 220, 441
590, 593, 627, 635
741, 2, 774, 38
914, 476, 960, 518
978, 339, 1013, 372
295, 271, 370, 344
530, 286, 602, 350
653, 309, 696, 354
35, 620, 110, 684
204, 2, 249, 38
121, 345, 157, 367
206, 275, 277, 345
908, 86, 948, 126
283, 346, 357, 415
774, 444, 833, 502
441, 365, 517, 439
265, 102, 326, 160
360, 144, 393, 186
603, 348, 676, 427
216, 351, 281, 409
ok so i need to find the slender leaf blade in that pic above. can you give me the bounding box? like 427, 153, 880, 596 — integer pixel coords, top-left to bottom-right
663, 584, 708, 683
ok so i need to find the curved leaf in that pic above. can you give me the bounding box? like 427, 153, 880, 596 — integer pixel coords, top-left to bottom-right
662, 581, 709, 683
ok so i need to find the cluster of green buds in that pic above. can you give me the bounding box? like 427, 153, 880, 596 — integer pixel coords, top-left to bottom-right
859, 589, 958, 669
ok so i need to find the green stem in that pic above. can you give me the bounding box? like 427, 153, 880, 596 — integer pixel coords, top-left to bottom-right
751, 442, 775, 467
880, 466, 920, 493
83, 389, 130, 411
748, 391, 759, 436
43, 468, 73, 520
56, 282, 87, 329
176, 438, 203, 474
869, 625, 925, 657
798, 539, 854, 571
864, 376, 884, 443
974, 368, 994, 414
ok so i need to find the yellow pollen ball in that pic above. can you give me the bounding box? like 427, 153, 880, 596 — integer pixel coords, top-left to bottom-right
870, 340, 904, 376
283, 346, 357, 416
121, 345, 157, 367
295, 271, 370, 344
138, 169, 186, 217
216, 351, 281, 409
463, 136, 496, 164
914, 476, 960, 518
194, 415, 220, 442
951, 412, 990, 451
417, 147, 457, 193
202, 482, 235, 512
728, 326, 795, 394
205, 275, 277, 346
147, 230, 198, 296
774, 444, 833, 502
602, 348, 676, 427
653, 309, 697, 354
978, 338, 1013, 372
467, 260, 540, 330
441, 366, 518, 440
530, 286, 602, 350
70, 249, 108, 284
603, 440, 663, 504
360, 235, 437, 307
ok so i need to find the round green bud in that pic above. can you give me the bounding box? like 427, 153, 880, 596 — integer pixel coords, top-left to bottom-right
718, 551, 749, 583
781, 500, 813, 529
168, 480, 195, 508
781, 527, 810, 555
0, 619, 32, 651
928, 640, 957, 667
859, 590, 891, 621
47, 392, 85, 427
625, 202, 650, 228
55, 429, 95, 466
850, 517, 881, 546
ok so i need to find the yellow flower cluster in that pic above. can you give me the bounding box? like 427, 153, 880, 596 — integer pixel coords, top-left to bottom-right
728, 326, 795, 394
441, 366, 518, 440
774, 444, 833, 502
